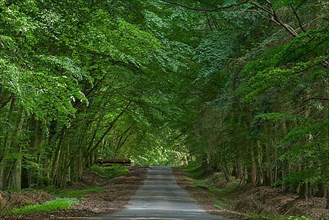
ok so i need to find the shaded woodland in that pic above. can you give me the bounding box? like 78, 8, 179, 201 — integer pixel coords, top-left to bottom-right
0, 0, 328, 205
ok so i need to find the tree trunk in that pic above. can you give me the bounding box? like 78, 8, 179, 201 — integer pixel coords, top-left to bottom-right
7, 105, 24, 191
248, 143, 257, 186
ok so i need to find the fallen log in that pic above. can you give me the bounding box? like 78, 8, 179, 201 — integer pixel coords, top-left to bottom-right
95, 159, 131, 166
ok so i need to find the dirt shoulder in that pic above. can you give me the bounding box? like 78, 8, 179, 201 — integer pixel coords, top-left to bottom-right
173, 167, 329, 220
0, 167, 148, 220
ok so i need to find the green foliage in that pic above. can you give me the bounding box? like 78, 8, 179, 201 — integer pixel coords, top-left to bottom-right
214, 199, 226, 209
255, 112, 295, 121
240, 25, 329, 101
174, 3, 329, 217
276, 169, 326, 186
91, 165, 129, 180
0, 4, 328, 220
273, 0, 308, 9
283, 122, 324, 143
0, 0, 193, 190
182, 162, 213, 179
7, 198, 79, 215
195, 31, 235, 76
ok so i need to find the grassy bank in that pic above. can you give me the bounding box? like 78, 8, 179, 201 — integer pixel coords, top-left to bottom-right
7, 198, 79, 215
1, 164, 129, 216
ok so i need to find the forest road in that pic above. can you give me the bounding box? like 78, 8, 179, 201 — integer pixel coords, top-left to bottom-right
86, 166, 227, 220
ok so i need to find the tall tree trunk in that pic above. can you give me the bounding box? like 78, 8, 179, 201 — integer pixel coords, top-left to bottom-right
248, 143, 257, 186
7, 105, 24, 190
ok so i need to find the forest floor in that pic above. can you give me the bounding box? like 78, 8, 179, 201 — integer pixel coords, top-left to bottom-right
173, 168, 329, 220
2, 167, 328, 220
0, 166, 148, 220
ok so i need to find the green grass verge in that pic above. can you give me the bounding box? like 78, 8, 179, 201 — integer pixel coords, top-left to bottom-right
58, 186, 103, 198
7, 197, 79, 215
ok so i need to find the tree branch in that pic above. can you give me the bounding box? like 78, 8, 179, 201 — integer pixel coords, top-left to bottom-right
250, 2, 299, 37
160, 0, 251, 12
87, 100, 132, 155
303, 97, 329, 102
0, 95, 12, 109
290, 4, 307, 33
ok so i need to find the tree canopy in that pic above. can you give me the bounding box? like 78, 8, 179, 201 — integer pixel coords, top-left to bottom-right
0, 0, 328, 204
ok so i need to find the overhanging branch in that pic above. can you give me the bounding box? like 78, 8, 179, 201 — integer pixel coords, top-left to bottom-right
160, 0, 250, 12
290, 4, 307, 33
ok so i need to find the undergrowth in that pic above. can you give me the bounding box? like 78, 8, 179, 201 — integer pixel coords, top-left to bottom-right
248, 213, 311, 220
181, 163, 314, 220
2, 165, 130, 216
7, 197, 79, 215
58, 186, 103, 198
91, 164, 129, 180
181, 161, 212, 179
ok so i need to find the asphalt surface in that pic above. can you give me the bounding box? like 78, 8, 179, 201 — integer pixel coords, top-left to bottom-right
87, 166, 227, 220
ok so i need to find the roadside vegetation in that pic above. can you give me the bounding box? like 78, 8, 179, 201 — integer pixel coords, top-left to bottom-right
90, 165, 129, 180
0, 165, 128, 217
7, 198, 79, 215
181, 163, 327, 219
56, 186, 103, 198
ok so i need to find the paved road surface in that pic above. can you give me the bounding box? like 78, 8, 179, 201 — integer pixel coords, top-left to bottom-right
87, 166, 227, 220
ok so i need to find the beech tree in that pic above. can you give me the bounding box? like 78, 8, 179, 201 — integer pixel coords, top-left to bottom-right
0, 0, 182, 189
